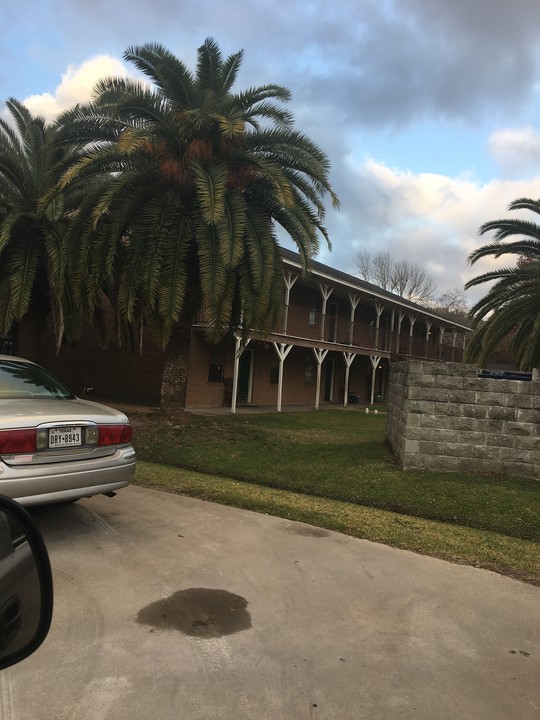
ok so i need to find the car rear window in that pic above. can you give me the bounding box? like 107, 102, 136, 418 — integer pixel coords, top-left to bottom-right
0, 361, 75, 400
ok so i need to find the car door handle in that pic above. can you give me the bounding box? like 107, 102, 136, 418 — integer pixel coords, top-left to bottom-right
0, 596, 22, 651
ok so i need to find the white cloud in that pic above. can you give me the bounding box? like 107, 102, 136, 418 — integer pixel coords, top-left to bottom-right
321, 159, 540, 305
488, 126, 540, 178
8, 46, 540, 313
23, 55, 129, 120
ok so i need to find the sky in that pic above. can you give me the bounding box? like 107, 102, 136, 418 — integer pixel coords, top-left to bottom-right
3, 0, 540, 306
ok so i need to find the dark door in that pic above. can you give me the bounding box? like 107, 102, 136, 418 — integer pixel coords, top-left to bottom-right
324, 358, 335, 402
238, 350, 254, 403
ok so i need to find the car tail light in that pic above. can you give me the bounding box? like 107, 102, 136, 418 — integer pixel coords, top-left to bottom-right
0, 429, 37, 454
97, 424, 133, 446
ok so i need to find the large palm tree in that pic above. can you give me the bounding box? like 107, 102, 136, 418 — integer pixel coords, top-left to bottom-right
57, 38, 339, 407
0, 99, 81, 350
465, 197, 540, 370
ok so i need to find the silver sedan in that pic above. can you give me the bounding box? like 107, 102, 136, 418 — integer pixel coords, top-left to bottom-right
0, 356, 136, 505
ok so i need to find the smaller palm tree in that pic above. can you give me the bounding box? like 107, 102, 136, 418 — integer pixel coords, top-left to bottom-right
465, 197, 540, 370
0, 99, 79, 349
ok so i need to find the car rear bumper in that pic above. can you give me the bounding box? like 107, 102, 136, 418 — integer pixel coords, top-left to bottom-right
0, 446, 136, 506
13, 478, 131, 506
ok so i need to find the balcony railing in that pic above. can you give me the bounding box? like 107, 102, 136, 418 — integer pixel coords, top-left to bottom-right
194, 302, 465, 362
282, 304, 465, 361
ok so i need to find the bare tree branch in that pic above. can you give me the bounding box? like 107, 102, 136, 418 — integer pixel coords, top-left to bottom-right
429, 288, 470, 322
354, 249, 435, 303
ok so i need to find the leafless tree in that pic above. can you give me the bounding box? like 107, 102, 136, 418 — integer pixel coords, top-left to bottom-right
429, 288, 470, 323
354, 249, 436, 304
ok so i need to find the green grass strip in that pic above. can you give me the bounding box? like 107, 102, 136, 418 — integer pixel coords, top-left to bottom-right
132, 410, 539, 542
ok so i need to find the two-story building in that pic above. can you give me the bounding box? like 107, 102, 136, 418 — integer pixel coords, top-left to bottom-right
187, 248, 470, 411
14, 247, 471, 411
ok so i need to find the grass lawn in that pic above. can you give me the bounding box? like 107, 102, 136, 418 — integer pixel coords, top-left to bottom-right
129, 408, 540, 584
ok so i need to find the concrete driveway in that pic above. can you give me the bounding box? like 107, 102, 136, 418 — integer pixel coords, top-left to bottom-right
2, 485, 538, 720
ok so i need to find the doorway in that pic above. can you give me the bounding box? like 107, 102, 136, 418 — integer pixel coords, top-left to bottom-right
238, 349, 254, 404
327, 302, 338, 342
324, 358, 335, 402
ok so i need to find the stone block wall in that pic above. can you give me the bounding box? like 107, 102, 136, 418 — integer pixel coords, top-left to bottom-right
386, 361, 540, 480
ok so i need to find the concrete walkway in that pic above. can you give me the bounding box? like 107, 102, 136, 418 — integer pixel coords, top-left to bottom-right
104, 399, 385, 416
4, 486, 539, 720
188, 402, 385, 415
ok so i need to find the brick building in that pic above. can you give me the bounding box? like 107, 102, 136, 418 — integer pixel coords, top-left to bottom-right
15, 248, 471, 411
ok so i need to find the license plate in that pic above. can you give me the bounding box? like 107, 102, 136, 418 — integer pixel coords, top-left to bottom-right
48, 426, 82, 449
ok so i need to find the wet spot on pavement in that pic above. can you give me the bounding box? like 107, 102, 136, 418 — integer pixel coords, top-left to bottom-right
286, 525, 330, 538
137, 588, 251, 637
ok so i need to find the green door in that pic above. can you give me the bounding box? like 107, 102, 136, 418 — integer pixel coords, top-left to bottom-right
238, 350, 254, 403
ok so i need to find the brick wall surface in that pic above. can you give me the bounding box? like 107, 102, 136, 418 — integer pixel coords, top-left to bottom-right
386, 360, 540, 480
18, 316, 165, 405
184, 341, 374, 408
17, 314, 381, 410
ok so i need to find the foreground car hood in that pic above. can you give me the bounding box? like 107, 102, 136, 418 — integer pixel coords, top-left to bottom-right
0, 398, 128, 429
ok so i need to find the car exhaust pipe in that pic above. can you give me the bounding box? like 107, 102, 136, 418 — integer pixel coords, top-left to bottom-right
103, 491, 117, 498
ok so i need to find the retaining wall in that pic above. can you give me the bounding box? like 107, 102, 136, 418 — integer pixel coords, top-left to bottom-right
386, 361, 540, 480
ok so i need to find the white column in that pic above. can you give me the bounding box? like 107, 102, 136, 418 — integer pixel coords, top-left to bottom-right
348, 294, 360, 345
319, 284, 333, 341
374, 302, 384, 349
408, 313, 416, 355
425, 319, 432, 357
272, 342, 293, 412
396, 311, 405, 353
452, 328, 458, 361
342, 352, 355, 407
282, 272, 298, 334
231, 336, 251, 413
389, 308, 395, 353
369, 355, 381, 406
313, 348, 328, 410
231, 334, 243, 414
438, 325, 446, 360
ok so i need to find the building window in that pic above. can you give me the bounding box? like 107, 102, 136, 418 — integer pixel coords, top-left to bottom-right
308, 304, 318, 326
0, 333, 17, 356
270, 358, 279, 385
305, 356, 315, 386
208, 360, 224, 383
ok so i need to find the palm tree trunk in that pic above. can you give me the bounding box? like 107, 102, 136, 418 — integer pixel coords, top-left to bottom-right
160, 321, 193, 411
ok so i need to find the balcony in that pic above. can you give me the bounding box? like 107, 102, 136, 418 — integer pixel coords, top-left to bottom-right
194, 301, 466, 362
281, 304, 465, 361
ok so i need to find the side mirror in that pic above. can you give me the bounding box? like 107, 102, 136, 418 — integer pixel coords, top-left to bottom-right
0, 496, 53, 670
